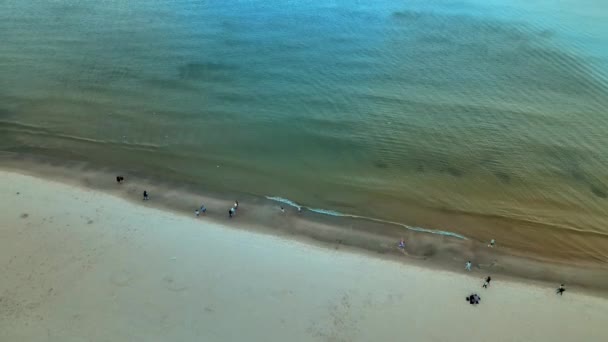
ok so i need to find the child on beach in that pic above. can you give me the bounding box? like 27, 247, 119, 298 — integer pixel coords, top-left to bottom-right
483, 276, 491, 288
465, 261, 472, 271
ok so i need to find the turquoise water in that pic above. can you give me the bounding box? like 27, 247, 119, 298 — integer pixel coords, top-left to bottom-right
1, 0, 608, 252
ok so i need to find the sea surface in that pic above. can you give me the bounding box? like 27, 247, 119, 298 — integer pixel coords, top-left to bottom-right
1, 0, 608, 260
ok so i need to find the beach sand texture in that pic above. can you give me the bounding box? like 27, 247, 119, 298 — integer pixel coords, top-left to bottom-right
1, 171, 607, 342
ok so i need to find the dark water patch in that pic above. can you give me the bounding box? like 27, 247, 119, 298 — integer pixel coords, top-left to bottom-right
222, 38, 251, 48
417, 34, 454, 45
478, 157, 513, 183
142, 77, 200, 92
569, 169, 587, 182
541, 145, 598, 185
538, 29, 556, 39
300, 98, 357, 114
590, 185, 608, 199
493, 170, 512, 184
295, 116, 358, 136
177, 62, 238, 82
443, 166, 464, 177
374, 161, 389, 169
391, 10, 423, 21
98, 66, 139, 83
359, 95, 550, 126
215, 92, 259, 104
0, 107, 13, 119
387, 9, 608, 103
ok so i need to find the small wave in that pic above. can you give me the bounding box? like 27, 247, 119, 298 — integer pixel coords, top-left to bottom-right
308, 208, 345, 216
265, 196, 467, 240
265, 196, 302, 210
265, 196, 343, 216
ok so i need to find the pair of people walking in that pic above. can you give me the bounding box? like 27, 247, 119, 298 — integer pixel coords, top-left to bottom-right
229, 200, 238, 218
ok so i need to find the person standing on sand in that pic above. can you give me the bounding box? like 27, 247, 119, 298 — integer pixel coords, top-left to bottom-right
398, 238, 405, 249
229, 207, 235, 218
465, 261, 472, 271
143, 190, 149, 201
483, 276, 491, 288
280, 206, 285, 213
556, 284, 566, 295
116, 176, 124, 183
234, 200, 239, 210
195, 203, 207, 216
488, 239, 496, 247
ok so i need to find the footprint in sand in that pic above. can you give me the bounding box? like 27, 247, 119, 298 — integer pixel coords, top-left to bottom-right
110, 270, 133, 287
162, 276, 189, 292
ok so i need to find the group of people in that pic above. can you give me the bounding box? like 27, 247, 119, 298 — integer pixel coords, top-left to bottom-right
117, 174, 241, 220
122, 175, 570, 301
466, 293, 481, 305
462, 240, 566, 306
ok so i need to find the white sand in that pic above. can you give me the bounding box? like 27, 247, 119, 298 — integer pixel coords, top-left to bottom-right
1, 171, 607, 342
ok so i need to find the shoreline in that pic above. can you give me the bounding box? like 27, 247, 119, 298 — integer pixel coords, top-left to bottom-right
3, 170, 608, 341
1, 152, 608, 294
3, 145, 608, 264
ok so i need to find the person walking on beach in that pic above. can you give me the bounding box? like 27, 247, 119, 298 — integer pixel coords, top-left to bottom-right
398, 238, 406, 249
234, 200, 239, 210
488, 239, 496, 248
116, 176, 124, 183
143, 190, 149, 201
556, 284, 566, 295
280, 206, 285, 213
228, 207, 235, 218
465, 261, 472, 271
195, 203, 207, 216
483, 276, 491, 288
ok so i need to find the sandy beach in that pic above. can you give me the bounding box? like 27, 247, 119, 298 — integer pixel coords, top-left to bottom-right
1, 170, 608, 341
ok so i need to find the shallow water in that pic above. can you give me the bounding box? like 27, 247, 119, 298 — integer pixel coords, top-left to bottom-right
1, 0, 608, 259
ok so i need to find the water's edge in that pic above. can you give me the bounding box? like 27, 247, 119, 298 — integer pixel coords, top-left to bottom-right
2, 152, 608, 294
266, 196, 468, 240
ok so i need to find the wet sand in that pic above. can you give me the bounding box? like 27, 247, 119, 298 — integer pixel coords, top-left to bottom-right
2, 170, 608, 341
1, 154, 608, 292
